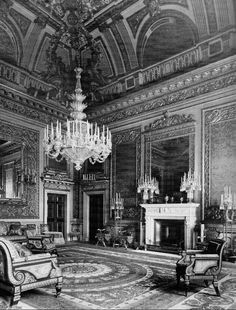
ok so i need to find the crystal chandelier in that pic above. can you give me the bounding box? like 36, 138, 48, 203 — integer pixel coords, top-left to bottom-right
137, 175, 159, 202
43, 67, 112, 170
180, 169, 201, 202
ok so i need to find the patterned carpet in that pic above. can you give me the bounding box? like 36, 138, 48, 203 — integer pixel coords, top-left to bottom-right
1, 243, 236, 309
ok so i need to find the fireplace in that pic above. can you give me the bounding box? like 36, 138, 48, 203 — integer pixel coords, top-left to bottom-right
155, 219, 185, 249
141, 203, 200, 250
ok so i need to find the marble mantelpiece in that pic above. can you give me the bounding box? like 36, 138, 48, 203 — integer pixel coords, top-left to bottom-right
141, 203, 200, 249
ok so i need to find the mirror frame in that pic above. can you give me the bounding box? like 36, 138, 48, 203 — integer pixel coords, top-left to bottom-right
0, 119, 39, 219
144, 113, 196, 194
112, 127, 141, 211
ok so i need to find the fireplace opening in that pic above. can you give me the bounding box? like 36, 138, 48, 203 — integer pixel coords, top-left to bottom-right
155, 219, 185, 250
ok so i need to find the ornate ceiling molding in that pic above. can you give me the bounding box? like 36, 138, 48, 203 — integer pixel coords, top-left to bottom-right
89, 56, 236, 124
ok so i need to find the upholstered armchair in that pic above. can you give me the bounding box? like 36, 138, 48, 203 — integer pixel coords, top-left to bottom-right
176, 238, 227, 297
0, 237, 63, 306
40, 224, 65, 245
25, 224, 58, 255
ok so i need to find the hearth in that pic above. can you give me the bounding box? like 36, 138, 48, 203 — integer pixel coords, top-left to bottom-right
156, 219, 185, 249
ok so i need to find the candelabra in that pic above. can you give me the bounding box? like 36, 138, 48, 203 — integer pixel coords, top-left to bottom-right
180, 169, 201, 202
137, 175, 159, 203
219, 185, 236, 257
111, 193, 124, 220
220, 185, 236, 222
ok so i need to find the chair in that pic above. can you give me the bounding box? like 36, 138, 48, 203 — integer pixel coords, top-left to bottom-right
40, 224, 65, 245
25, 224, 58, 255
69, 223, 81, 241
176, 238, 227, 297
0, 237, 62, 306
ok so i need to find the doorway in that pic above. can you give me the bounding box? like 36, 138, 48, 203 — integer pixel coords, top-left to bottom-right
89, 194, 103, 242
47, 193, 66, 235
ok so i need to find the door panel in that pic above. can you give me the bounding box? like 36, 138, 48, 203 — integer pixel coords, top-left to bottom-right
47, 193, 66, 235
89, 194, 103, 242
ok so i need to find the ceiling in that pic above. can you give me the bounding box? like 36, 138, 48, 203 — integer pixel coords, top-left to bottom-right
0, 0, 235, 108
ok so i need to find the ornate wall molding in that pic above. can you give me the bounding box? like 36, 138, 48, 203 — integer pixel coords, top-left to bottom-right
146, 113, 195, 131
112, 127, 141, 145
203, 103, 236, 219
0, 119, 39, 219
41, 169, 74, 191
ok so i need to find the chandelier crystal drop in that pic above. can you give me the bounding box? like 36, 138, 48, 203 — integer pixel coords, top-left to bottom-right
43, 67, 112, 170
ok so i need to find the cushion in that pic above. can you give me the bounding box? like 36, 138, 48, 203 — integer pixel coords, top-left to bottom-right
8, 224, 23, 236
0, 222, 8, 236
206, 241, 221, 255
13, 243, 32, 257
26, 229, 37, 237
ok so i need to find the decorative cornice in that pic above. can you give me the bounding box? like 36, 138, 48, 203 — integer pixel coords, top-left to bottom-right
0, 85, 68, 124
88, 56, 236, 124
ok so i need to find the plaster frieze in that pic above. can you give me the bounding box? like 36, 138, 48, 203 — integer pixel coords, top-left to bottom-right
89, 57, 236, 124
146, 113, 195, 131
112, 127, 141, 145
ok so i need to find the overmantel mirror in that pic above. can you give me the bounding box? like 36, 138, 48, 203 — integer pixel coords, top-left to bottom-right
144, 113, 195, 203
0, 119, 39, 219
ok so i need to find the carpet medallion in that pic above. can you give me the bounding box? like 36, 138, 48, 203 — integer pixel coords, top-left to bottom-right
43, 249, 157, 308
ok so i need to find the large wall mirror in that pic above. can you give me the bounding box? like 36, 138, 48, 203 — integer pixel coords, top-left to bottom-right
0, 139, 23, 199
0, 119, 39, 219
144, 114, 195, 203
112, 128, 141, 210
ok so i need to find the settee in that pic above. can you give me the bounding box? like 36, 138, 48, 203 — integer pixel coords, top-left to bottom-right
0, 221, 27, 243
0, 237, 63, 305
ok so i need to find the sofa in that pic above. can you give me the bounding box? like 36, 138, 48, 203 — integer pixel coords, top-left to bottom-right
0, 221, 27, 243
0, 237, 63, 305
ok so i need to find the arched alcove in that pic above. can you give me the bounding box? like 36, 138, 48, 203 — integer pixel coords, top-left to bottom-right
142, 16, 195, 68
0, 25, 18, 65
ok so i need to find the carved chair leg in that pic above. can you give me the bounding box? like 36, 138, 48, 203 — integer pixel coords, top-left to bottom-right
213, 279, 220, 297
185, 278, 190, 297
204, 280, 209, 287
176, 273, 180, 286
11, 286, 21, 306
55, 283, 62, 297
